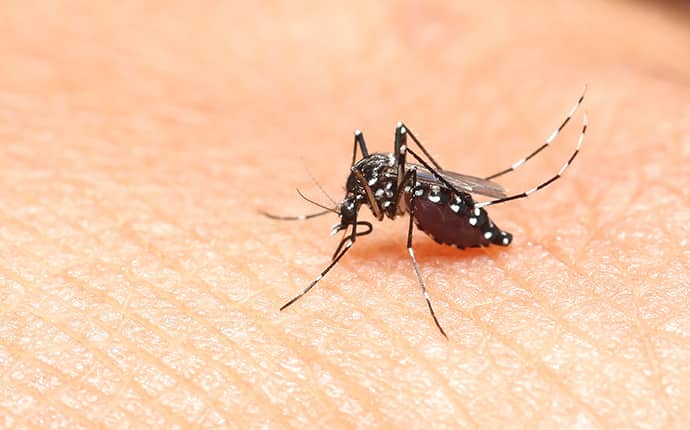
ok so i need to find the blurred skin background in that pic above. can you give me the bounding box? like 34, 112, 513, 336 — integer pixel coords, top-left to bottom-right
0, 1, 689, 428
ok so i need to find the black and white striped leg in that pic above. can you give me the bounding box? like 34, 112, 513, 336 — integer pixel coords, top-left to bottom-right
352, 167, 384, 220
351, 130, 369, 166
260, 188, 338, 221
405, 168, 448, 339
281, 221, 360, 311
396, 122, 443, 170
485, 86, 586, 181
330, 221, 372, 260
261, 209, 332, 221
394, 123, 410, 193
390, 167, 417, 215
476, 114, 588, 209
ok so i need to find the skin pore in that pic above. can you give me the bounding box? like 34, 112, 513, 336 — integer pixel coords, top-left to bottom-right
1, 1, 689, 428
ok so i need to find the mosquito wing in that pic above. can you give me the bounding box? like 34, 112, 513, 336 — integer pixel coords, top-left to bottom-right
411, 163, 507, 198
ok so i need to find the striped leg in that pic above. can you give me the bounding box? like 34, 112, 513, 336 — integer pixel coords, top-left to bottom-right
404, 168, 448, 339
475, 114, 588, 209
396, 121, 443, 170
351, 129, 369, 166
280, 221, 362, 311
485, 86, 587, 181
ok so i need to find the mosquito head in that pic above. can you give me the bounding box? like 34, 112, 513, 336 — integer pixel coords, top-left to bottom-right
337, 192, 360, 226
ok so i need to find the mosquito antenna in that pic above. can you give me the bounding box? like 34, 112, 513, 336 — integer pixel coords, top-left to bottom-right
296, 188, 340, 214
303, 165, 338, 207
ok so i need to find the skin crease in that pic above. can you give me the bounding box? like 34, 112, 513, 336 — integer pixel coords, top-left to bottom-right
0, 0, 689, 429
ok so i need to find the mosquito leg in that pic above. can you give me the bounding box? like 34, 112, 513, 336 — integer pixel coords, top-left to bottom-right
485, 86, 586, 181
260, 209, 332, 221
331, 221, 372, 260
405, 147, 467, 198
475, 114, 588, 209
394, 124, 410, 194
351, 167, 383, 220
390, 167, 416, 215
281, 221, 359, 311
260, 187, 339, 221
397, 122, 443, 170
404, 168, 448, 339
351, 130, 369, 166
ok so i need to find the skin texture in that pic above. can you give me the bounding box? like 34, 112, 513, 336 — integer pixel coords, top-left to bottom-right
1, 1, 689, 428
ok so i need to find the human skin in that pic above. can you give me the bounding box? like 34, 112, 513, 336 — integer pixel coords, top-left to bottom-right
1, 0, 689, 428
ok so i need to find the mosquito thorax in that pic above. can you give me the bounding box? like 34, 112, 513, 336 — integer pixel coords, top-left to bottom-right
344, 152, 400, 219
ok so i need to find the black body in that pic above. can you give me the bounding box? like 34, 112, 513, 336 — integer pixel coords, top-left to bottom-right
345, 152, 512, 249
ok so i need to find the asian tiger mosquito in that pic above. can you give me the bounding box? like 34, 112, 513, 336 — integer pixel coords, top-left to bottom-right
263, 89, 587, 338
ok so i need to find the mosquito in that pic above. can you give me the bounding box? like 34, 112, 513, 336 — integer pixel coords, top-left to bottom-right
263, 89, 588, 338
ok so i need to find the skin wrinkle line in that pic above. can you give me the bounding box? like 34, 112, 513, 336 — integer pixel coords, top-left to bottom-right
464, 302, 609, 429
575, 200, 628, 264
49, 215, 352, 430
538, 238, 678, 425
0, 405, 23, 430
70, 202, 358, 429
487, 244, 618, 355
416, 246, 610, 428
655, 330, 690, 346
650, 203, 690, 274
475, 250, 611, 427
0, 209, 278, 410
257, 219, 481, 428
54, 270, 270, 428
59, 269, 286, 428
77, 255, 138, 422
114, 217, 360, 429
536, 230, 682, 424
574, 211, 680, 426
0, 360, 87, 430
31, 277, 207, 428
501, 234, 681, 426
0, 266, 194, 429
141, 208, 416, 428
12, 309, 147, 429
632, 285, 674, 429
0, 325, 104, 429
577, 177, 688, 272
595, 303, 690, 392
10, 207, 295, 426
0, 230, 284, 429
0, 277, 24, 318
